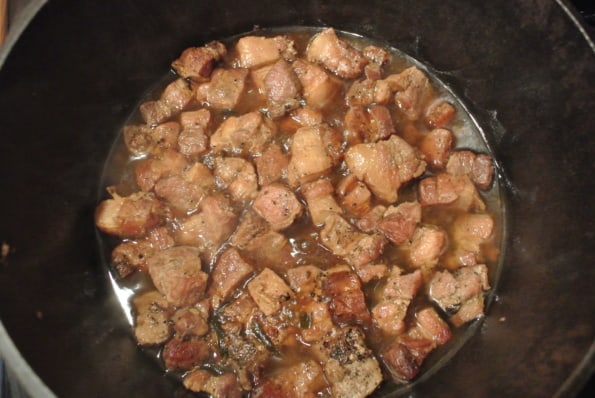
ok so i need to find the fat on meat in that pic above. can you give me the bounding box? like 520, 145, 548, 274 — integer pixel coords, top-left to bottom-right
418, 173, 486, 211
252, 183, 303, 230
324, 266, 371, 326
376, 201, 422, 245
247, 268, 293, 316
301, 178, 343, 226
419, 128, 454, 170
408, 225, 448, 268
306, 28, 368, 79
196, 67, 249, 110
386, 66, 431, 121
446, 150, 495, 190
214, 157, 258, 202
236, 35, 297, 68
210, 111, 276, 156
287, 125, 334, 186
336, 174, 372, 217
292, 59, 342, 109
171, 40, 226, 82
134, 148, 187, 192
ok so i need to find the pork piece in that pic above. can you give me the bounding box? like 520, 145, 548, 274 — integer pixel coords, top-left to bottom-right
287, 125, 335, 186
363, 45, 391, 66
180, 108, 211, 131
253, 360, 328, 398
208, 247, 254, 309
376, 201, 422, 245
335, 174, 372, 217
419, 128, 454, 170
452, 213, 494, 260
214, 157, 258, 202
418, 173, 486, 211
320, 213, 387, 267
344, 105, 395, 145
254, 143, 288, 187
151, 121, 181, 152
297, 297, 335, 344
123, 125, 154, 157
154, 162, 215, 213
236, 35, 297, 68
415, 307, 452, 345
306, 28, 368, 79
163, 337, 210, 370
139, 100, 173, 126
286, 265, 324, 295
425, 100, 456, 128
183, 370, 242, 398
314, 327, 382, 398
171, 40, 226, 81
171, 301, 210, 338
292, 59, 342, 109
345, 79, 392, 107
355, 263, 388, 283
446, 150, 495, 190
264, 59, 302, 118
161, 78, 194, 112
289, 106, 323, 127
196, 67, 249, 110
176, 195, 238, 265
429, 264, 490, 324
386, 66, 431, 121
372, 268, 423, 335
356, 204, 387, 233
133, 290, 171, 346
324, 266, 371, 326
345, 135, 426, 202
247, 268, 293, 316
147, 246, 208, 307
409, 225, 448, 268
111, 226, 174, 278
252, 183, 303, 230
95, 190, 166, 239
301, 178, 342, 225
134, 149, 187, 192
178, 126, 208, 157
210, 111, 276, 156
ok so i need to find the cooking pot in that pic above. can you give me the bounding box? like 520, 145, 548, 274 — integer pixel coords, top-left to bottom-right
0, 0, 593, 397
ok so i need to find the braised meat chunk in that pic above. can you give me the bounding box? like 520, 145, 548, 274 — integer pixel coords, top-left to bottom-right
307, 28, 368, 79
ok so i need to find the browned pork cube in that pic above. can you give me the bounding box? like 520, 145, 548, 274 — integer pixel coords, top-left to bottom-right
154, 162, 215, 213
386, 66, 431, 121
254, 143, 289, 187
134, 148, 187, 192
409, 225, 448, 268
252, 360, 328, 398
210, 111, 276, 156
287, 125, 334, 186
446, 150, 495, 190
324, 267, 371, 326
133, 290, 171, 346
264, 59, 302, 117
418, 173, 486, 211
208, 248, 254, 309
425, 100, 456, 128
236, 35, 297, 68
292, 59, 343, 109
161, 78, 194, 111
171, 41, 226, 81
196, 67, 249, 110
336, 174, 372, 217
183, 370, 242, 398
306, 28, 368, 79
301, 178, 342, 225
419, 128, 454, 170
163, 337, 210, 370
214, 157, 258, 202
252, 183, 303, 230
247, 268, 293, 316
376, 201, 422, 245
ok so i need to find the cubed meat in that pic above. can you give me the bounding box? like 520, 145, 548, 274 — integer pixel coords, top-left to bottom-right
345, 135, 426, 202
355, 263, 388, 283
161, 78, 194, 111
163, 337, 210, 370
324, 267, 371, 326
171, 302, 210, 338
95, 190, 166, 239
409, 225, 447, 268
134, 149, 187, 192
356, 204, 387, 233
298, 297, 335, 344
247, 268, 293, 316
208, 247, 254, 309
254, 143, 289, 187
183, 370, 242, 398
306, 28, 368, 79
229, 210, 270, 250
154, 162, 215, 213
419, 128, 454, 170
429, 264, 490, 315
252, 183, 303, 230
176, 195, 238, 265
253, 360, 328, 398
345, 80, 391, 107
180, 108, 212, 131
150, 121, 180, 153
336, 174, 372, 217
418, 173, 486, 211
446, 150, 495, 190
264, 59, 302, 118
171, 41, 226, 81
380, 331, 435, 381
123, 124, 154, 157
344, 105, 395, 144
386, 66, 431, 121
287, 125, 334, 186
452, 213, 494, 258
196, 67, 249, 110
376, 201, 422, 244
214, 157, 258, 202
415, 307, 452, 345
139, 100, 172, 126
301, 178, 342, 226
147, 246, 208, 306
236, 35, 297, 68
210, 111, 276, 156
286, 265, 323, 295
363, 45, 391, 66
425, 100, 456, 128
449, 294, 485, 327
132, 290, 171, 346
292, 59, 342, 109
289, 106, 323, 127
178, 127, 209, 157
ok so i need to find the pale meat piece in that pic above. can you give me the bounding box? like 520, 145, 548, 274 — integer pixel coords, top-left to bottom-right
449, 294, 485, 327
252, 183, 303, 230
324, 267, 371, 326
287, 125, 334, 186
386, 66, 431, 121
286, 265, 323, 295
196, 67, 249, 110
356, 204, 387, 233
134, 149, 187, 192
123, 124, 154, 157
301, 178, 342, 226
264, 59, 302, 118
95, 190, 166, 239
147, 246, 208, 307
179, 108, 212, 131
176, 195, 238, 265
409, 225, 448, 268
306, 28, 368, 79
355, 263, 388, 283
376, 201, 422, 245
252, 360, 328, 398
289, 106, 323, 127
425, 100, 456, 128
345, 79, 391, 107
298, 297, 335, 344
344, 105, 395, 144
247, 268, 294, 316
362, 45, 391, 66
345, 135, 426, 203
214, 157, 258, 202
171, 40, 226, 81
183, 370, 242, 398
419, 128, 454, 170
446, 150, 495, 190
163, 337, 210, 370
154, 162, 215, 213
254, 143, 289, 187
336, 174, 372, 217
210, 111, 276, 156
208, 247, 254, 309
418, 173, 486, 211
313, 327, 382, 398
133, 290, 171, 346
161, 78, 194, 112
236, 35, 297, 68
150, 121, 180, 153
171, 301, 210, 338
292, 59, 342, 109
177, 126, 208, 157
451, 213, 494, 260
139, 100, 172, 126
415, 307, 452, 345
